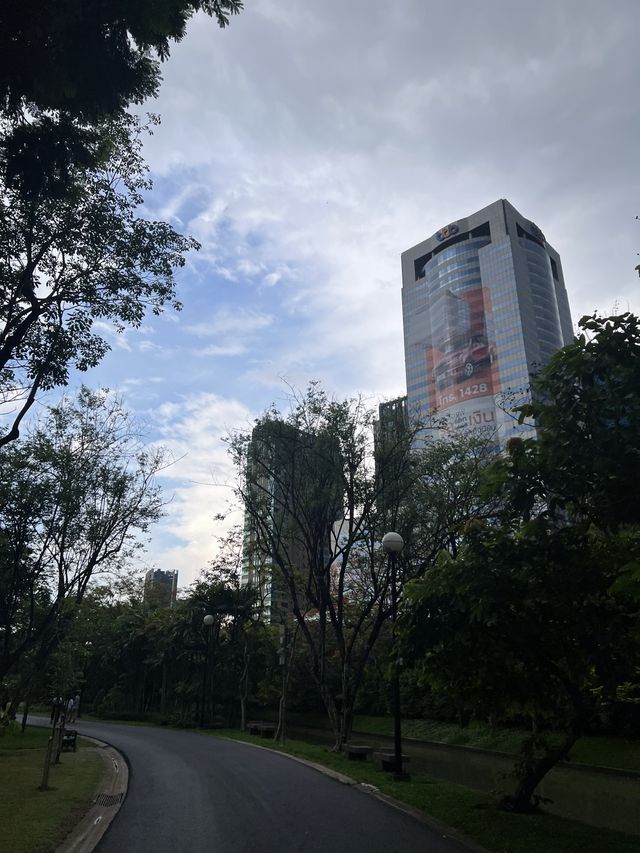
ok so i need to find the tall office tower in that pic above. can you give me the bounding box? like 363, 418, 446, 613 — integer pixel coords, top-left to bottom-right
143, 569, 178, 608
401, 199, 573, 444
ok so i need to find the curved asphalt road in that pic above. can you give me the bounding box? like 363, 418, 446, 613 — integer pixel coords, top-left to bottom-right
61, 719, 462, 853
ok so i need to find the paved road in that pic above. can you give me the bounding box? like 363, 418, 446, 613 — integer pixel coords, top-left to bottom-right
62, 719, 464, 853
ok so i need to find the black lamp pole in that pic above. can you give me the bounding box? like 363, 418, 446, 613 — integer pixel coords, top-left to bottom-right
200, 614, 214, 727
382, 531, 408, 781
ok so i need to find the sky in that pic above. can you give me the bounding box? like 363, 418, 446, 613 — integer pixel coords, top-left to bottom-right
78, 0, 640, 589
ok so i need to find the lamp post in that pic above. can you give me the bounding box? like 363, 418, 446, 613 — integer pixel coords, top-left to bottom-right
382, 531, 408, 781
276, 620, 289, 745
200, 614, 214, 727
78, 640, 92, 721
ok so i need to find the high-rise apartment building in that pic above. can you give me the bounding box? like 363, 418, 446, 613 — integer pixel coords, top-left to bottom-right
401, 199, 573, 444
143, 569, 178, 608
241, 422, 292, 623
241, 420, 341, 623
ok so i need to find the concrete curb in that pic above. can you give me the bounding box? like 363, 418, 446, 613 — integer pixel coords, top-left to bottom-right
54, 736, 129, 853
218, 735, 489, 853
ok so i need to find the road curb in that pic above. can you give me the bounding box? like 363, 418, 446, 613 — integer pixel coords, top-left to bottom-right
218, 735, 489, 853
54, 737, 129, 853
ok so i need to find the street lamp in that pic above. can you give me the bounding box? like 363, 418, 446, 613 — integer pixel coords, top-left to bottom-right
382, 531, 408, 781
200, 614, 215, 727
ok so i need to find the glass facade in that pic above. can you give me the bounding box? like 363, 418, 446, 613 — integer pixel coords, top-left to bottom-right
401, 199, 573, 446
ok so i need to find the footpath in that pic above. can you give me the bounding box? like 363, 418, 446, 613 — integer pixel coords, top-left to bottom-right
17, 717, 639, 853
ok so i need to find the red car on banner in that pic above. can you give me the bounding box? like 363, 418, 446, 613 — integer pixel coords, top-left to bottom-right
433, 335, 492, 388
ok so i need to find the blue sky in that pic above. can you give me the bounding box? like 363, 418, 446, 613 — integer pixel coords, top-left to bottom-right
77, 0, 640, 588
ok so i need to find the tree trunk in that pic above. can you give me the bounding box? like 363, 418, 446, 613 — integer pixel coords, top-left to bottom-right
21, 698, 30, 733
276, 686, 287, 745
317, 683, 341, 751
340, 703, 353, 748
160, 661, 167, 716
339, 668, 354, 748
239, 640, 249, 732
500, 725, 580, 812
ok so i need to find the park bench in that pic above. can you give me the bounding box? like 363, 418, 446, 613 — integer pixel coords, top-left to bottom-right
247, 720, 276, 738
342, 744, 373, 761
61, 729, 78, 752
373, 750, 411, 773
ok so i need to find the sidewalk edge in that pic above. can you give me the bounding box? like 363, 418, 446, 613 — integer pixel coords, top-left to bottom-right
217, 735, 489, 853
54, 738, 129, 853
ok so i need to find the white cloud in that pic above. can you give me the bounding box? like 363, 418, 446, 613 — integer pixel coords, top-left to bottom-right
146, 393, 255, 586
194, 343, 246, 357
186, 308, 275, 338
138, 340, 164, 353
263, 271, 281, 287
121, 376, 165, 388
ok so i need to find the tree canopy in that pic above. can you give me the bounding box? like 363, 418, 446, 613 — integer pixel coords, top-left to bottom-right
0, 1, 243, 211
513, 312, 640, 530
0, 2, 245, 440
402, 312, 640, 811
231, 385, 422, 748
403, 519, 640, 810
0, 387, 166, 695
0, 0, 243, 118
0, 113, 199, 446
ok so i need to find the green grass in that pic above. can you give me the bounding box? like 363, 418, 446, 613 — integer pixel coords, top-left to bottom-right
569, 737, 640, 773
210, 729, 639, 853
0, 724, 52, 750
0, 724, 104, 853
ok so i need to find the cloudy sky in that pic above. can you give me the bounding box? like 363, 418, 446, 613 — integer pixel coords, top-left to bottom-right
83, 0, 639, 588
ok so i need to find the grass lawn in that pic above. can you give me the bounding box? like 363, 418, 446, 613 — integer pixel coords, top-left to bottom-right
211, 729, 639, 853
0, 723, 104, 853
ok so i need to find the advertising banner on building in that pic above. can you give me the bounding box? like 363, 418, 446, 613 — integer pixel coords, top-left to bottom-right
425, 286, 500, 432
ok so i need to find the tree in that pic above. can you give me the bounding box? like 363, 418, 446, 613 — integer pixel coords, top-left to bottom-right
402, 313, 640, 812
0, 3, 243, 440
195, 527, 269, 730
0, 113, 198, 446
403, 520, 640, 811
0, 1, 243, 119
0, 2, 243, 203
513, 311, 640, 531
401, 430, 499, 570
231, 384, 421, 750
0, 387, 166, 703
53, 533, 273, 729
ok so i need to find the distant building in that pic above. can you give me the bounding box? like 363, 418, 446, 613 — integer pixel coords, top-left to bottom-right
143, 569, 178, 608
241, 421, 299, 623
401, 199, 573, 444
241, 420, 341, 623
374, 396, 409, 450
373, 396, 413, 518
